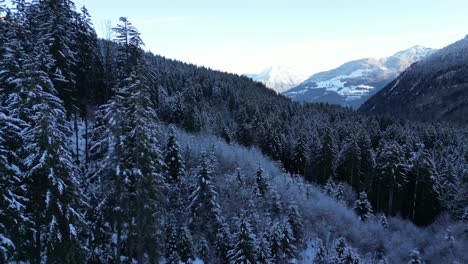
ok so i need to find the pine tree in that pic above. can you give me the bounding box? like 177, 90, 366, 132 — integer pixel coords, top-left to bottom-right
73, 6, 104, 109
178, 226, 194, 263
407, 149, 440, 225
32, 0, 79, 113
378, 213, 389, 229
189, 152, 222, 244
280, 223, 297, 261
0, 107, 25, 262
407, 250, 422, 264
354, 192, 373, 221
335, 182, 345, 202
292, 133, 309, 175
337, 135, 362, 190
333, 237, 349, 263
164, 221, 179, 263
215, 223, 232, 263
113, 17, 144, 79
164, 126, 185, 184
197, 238, 210, 263
287, 205, 303, 247
95, 65, 162, 263
324, 177, 336, 197
316, 126, 338, 184
228, 213, 257, 264
256, 165, 268, 197
271, 190, 282, 219
375, 141, 409, 215
21, 44, 85, 263
269, 222, 285, 264
313, 239, 327, 264
256, 232, 272, 264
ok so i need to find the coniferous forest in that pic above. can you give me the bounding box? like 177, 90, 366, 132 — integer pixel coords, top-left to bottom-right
0, 1, 467, 263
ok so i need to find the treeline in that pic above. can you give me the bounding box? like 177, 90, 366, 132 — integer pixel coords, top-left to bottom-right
146, 49, 468, 225
0, 0, 467, 263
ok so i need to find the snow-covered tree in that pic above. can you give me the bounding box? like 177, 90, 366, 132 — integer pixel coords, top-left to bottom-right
189, 152, 222, 244
215, 223, 232, 263
375, 141, 410, 215
228, 213, 257, 264
337, 135, 362, 190
32, 0, 79, 112
256, 231, 272, 264
315, 125, 338, 184
164, 126, 185, 184
408, 250, 422, 264
280, 223, 297, 260
178, 226, 194, 263
269, 222, 285, 263
354, 191, 373, 221
97, 64, 164, 262
287, 205, 303, 247
113, 16, 144, 79
256, 165, 268, 197
0, 107, 25, 262
21, 44, 85, 263
313, 239, 328, 264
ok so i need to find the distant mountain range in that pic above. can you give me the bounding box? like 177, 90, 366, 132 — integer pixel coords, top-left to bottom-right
245, 65, 308, 93
360, 36, 468, 124
283, 46, 435, 108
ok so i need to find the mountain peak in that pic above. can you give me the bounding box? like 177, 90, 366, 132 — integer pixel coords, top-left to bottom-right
245, 65, 309, 93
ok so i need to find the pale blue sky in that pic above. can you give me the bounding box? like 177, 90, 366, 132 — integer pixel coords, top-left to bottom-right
69, 1, 468, 74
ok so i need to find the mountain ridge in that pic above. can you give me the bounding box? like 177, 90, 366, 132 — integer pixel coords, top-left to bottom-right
359, 36, 468, 124
283, 46, 435, 108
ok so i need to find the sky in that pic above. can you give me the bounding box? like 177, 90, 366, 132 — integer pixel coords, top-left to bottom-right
69, 0, 467, 75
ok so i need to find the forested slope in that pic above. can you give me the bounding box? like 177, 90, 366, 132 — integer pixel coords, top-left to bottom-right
0, 1, 467, 263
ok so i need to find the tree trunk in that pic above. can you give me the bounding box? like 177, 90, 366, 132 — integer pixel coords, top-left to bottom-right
388, 188, 394, 215
74, 111, 80, 165
412, 180, 418, 221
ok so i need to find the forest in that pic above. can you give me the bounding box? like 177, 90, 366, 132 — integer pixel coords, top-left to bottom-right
0, 0, 467, 263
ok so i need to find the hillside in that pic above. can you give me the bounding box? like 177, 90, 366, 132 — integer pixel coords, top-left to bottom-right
360, 36, 468, 123
284, 46, 434, 108
0, 1, 467, 263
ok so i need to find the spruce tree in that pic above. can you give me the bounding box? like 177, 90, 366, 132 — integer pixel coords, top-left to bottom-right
316, 125, 338, 184
164, 126, 185, 184
100, 67, 163, 263
228, 213, 257, 264
178, 226, 194, 263
375, 141, 409, 215
407, 250, 422, 264
354, 192, 373, 222
113, 17, 144, 79
280, 223, 297, 261
313, 239, 327, 264
269, 221, 285, 263
256, 231, 272, 264
337, 135, 362, 190
256, 164, 268, 197
189, 152, 222, 244
21, 44, 85, 263
0, 107, 25, 262
215, 223, 232, 263
32, 0, 79, 113
287, 205, 303, 247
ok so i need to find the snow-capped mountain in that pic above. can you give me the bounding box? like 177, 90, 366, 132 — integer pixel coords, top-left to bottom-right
360, 36, 468, 124
283, 46, 435, 108
245, 65, 309, 93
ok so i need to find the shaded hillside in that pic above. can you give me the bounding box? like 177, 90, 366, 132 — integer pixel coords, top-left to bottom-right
360, 36, 468, 124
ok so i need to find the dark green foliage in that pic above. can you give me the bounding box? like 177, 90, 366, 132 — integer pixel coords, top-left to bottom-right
354, 192, 373, 222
